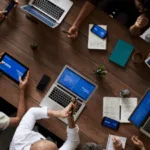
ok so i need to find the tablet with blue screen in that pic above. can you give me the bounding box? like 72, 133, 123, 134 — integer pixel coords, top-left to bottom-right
0, 53, 29, 83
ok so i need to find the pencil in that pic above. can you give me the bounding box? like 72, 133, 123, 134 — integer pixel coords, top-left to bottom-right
0, 10, 8, 14
62, 30, 71, 35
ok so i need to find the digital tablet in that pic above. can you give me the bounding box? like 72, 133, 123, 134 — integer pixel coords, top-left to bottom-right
0, 52, 29, 83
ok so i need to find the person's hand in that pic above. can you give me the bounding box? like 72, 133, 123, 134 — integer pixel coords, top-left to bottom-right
58, 102, 75, 118
131, 136, 145, 150
135, 15, 149, 28
112, 137, 123, 150
0, 52, 4, 64
67, 25, 79, 39
19, 71, 29, 91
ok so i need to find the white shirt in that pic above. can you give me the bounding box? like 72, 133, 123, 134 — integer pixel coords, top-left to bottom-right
10, 107, 80, 150
0, 111, 10, 130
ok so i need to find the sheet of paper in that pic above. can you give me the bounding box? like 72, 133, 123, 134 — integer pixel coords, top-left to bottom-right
103, 97, 120, 121
88, 24, 107, 50
140, 27, 150, 43
120, 98, 137, 123
106, 134, 127, 150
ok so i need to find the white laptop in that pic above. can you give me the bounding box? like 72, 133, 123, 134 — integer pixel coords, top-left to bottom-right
129, 89, 150, 138
21, 0, 73, 28
40, 65, 98, 124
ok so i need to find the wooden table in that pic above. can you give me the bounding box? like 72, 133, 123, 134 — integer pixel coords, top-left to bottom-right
0, 0, 150, 149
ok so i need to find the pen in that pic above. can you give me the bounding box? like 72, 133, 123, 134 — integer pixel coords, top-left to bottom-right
0, 10, 8, 14
62, 30, 71, 35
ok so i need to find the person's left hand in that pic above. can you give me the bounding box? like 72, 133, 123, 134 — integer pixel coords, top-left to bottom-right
0, 52, 4, 64
59, 103, 75, 118
112, 137, 123, 150
19, 71, 29, 91
135, 14, 149, 28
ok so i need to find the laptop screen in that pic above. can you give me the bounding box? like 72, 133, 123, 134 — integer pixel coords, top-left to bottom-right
129, 90, 150, 127
58, 68, 96, 101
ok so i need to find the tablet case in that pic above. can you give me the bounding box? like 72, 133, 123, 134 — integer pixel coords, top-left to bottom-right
109, 40, 134, 67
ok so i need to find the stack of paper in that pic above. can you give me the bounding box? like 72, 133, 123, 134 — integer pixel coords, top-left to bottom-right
106, 134, 127, 150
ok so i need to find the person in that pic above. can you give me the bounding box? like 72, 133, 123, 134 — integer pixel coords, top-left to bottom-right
9, 103, 80, 150
0, 0, 19, 21
68, 0, 150, 39
0, 53, 29, 130
80, 136, 146, 150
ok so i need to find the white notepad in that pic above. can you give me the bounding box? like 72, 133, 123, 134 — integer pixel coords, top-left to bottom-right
103, 97, 137, 123
88, 24, 107, 50
106, 134, 127, 150
140, 27, 150, 43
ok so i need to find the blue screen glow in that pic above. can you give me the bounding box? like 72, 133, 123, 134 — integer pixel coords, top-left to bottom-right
0, 55, 27, 82
58, 68, 96, 101
103, 117, 119, 130
129, 90, 150, 127
92, 25, 107, 38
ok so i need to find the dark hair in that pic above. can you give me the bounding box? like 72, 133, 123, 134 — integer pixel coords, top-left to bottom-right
143, 0, 150, 9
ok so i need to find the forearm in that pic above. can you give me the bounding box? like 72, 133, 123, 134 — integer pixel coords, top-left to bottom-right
73, 1, 95, 27
141, 146, 146, 150
67, 117, 76, 129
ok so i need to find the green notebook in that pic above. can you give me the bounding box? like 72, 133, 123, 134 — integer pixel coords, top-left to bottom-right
109, 40, 134, 67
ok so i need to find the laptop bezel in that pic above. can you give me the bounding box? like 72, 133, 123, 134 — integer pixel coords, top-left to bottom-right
29, 0, 73, 24
128, 88, 150, 128
55, 65, 98, 103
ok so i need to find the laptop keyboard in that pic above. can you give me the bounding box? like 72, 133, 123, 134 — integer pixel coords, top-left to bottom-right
22, 5, 57, 28
143, 118, 150, 133
49, 87, 82, 113
33, 0, 65, 20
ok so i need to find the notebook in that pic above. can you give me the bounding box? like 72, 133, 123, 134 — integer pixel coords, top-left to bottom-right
140, 27, 150, 43
103, 97, 137, 123
106, 134, 127, 150
109, 40, 134, 67
88, 24, 107, 50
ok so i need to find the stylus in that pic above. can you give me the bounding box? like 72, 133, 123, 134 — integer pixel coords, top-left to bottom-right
62, 30, 71, 35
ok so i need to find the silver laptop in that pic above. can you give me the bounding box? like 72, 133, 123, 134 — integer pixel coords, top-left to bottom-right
40, 65, 98, 124
129, 89, 150, 137
21, 0, 73, 28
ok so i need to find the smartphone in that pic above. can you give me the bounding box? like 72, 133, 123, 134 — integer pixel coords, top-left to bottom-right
101, 117, 120, 130
145, 57, 150, 68
91, 24, 107, 39
4, 0, 16, 16
71, 98, 77, 116
36, 75, 51, 91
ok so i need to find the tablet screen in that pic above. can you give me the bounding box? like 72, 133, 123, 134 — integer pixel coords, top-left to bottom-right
0, 53, 28, 83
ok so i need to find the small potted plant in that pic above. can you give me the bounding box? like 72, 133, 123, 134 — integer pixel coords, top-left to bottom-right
94, 64, 107, 78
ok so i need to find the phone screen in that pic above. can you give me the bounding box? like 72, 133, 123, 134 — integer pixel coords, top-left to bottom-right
102, 117, 120, 130
91, 25, 107, 39
145, 57, 150, 68
36, 75, 51, 91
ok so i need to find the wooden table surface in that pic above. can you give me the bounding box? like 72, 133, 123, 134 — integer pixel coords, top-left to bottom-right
0, 0, 150, 149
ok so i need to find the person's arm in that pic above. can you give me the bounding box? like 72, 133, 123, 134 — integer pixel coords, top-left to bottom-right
129, 14, 149, 36
9, 71, 29, 127
59, 104, 80, 150
131, 136, 146, 150
68, 1, 96, 39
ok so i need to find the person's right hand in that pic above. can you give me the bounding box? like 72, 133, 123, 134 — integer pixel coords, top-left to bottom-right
131, 136, 145, 150
19, 71, 29, 91
112, 137, 123, 150
67, 25, 78, 39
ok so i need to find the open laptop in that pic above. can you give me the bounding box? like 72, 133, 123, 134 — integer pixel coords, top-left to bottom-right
21, 0, 73, 28
129, 89, 150, 137
40, 65, 98, 124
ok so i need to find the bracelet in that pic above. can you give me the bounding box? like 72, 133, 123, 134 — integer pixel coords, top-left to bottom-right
132, 51, 144, 64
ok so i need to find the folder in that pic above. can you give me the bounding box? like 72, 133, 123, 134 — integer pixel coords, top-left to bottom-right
109, 40, 134, 67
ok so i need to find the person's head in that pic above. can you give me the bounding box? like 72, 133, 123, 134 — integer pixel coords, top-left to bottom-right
0, 112, 10, 130
137, 0, 150, 12
30, 140, 58, 150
